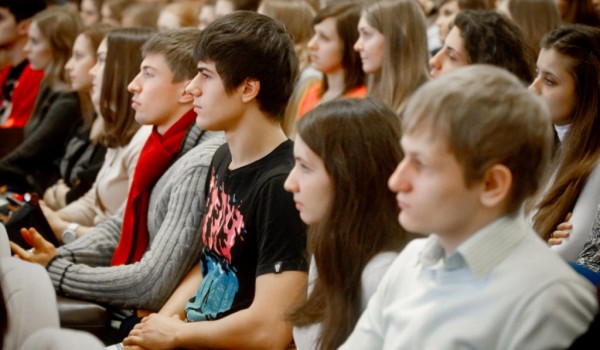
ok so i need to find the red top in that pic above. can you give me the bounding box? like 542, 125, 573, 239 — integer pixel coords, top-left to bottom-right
0, 63, 44, 128
297, 82, 367, 119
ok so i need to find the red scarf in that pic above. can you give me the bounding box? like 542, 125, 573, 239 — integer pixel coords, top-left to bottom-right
111, 110, 196, 266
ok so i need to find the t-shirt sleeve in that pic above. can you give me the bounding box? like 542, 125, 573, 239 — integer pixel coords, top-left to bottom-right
254, 174, 308, 276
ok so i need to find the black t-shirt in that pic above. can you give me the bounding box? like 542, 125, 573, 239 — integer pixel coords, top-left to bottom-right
185, 140, 308, 321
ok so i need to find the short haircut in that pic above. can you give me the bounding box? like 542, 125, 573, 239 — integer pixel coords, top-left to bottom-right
402, 65, 553, 213
194, 11, 299, 120
142, 28, 200, 83
454, 10, 536, 83
0, 0, 46, 23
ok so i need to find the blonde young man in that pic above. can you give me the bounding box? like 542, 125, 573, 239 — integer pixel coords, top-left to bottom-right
340, 65, 597, 349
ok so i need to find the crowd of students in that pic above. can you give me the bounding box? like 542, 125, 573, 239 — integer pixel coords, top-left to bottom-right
1, 0, 600, 349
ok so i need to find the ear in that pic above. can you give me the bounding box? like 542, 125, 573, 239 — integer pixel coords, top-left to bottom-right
240, 78, 260, 103
178, 80, 194, 104
479, 164, 512, 209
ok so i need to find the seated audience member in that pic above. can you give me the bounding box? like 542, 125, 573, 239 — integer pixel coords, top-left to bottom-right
157, 0, 201, 30
296, 1, 365, 119
285, 98, 412, 350
9, 29, 224, 321
339, 65, 598, 349
0, 7, 84, 195
495, 0, 561, 54
531, 25, 600, 262
40, 27, 155, 244
0, 0, 46, 130
429, 10, 535, 84
122, 12, 307, 350
430, 0, 487, 55
79, 0, 103, 26
42, 23, 112, 211
354, 0, 429, 114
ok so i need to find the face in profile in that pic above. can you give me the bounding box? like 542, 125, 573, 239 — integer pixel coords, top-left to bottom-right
284, 135, 333, 225
185, 60, 244, 132
307, 17, 343, 75
0, 7, 18, 48
429, 26, 470, 79
529, 48, 576, 126
65, 33, 96, 92
388, 128, 483, 238
354, 15, 385, 74
24, 22, 53, 71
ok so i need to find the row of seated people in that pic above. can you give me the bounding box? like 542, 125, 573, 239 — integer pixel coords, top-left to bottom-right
1, 2, 600, 350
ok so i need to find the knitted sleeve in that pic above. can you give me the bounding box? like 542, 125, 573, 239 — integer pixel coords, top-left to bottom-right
46, 132, 223, 311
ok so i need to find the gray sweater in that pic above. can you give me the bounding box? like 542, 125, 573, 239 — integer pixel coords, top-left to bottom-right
46, 126, 225, 311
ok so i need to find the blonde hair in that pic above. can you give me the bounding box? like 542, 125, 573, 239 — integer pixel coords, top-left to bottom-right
362, 0, 430, 114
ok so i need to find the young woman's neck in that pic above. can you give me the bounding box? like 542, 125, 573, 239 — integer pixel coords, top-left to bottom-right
322, 69, 346, 102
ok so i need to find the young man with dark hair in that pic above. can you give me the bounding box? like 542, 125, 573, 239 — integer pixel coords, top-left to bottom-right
123, 11, 308, 350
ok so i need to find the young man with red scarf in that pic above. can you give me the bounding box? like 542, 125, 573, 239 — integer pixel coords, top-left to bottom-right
10, 29, 224, 315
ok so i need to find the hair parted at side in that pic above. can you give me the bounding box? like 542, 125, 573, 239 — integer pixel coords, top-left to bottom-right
454, 10, 536, 83
142, 28, 200, 83
288, 97, 409, 350
533, 24, 600, 239
98, 27, 156, 148
403, 64, 553, 214
194, 11, 299, 120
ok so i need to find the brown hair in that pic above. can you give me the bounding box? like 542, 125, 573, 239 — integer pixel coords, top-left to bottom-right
97, 27, 156, 147
288, 98, 408, 350
259, 0, 315, 72
315, 1, 364, 98
403, 64, 553, 213
506, 0, 561, 54
77, 22, 113, 131
532, 24, 600, 239
454, 10, 536, 83
142, 27, 200, 83
362, 0, 430, 114
32, 6, 84, 91
194, 11, 299, 120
